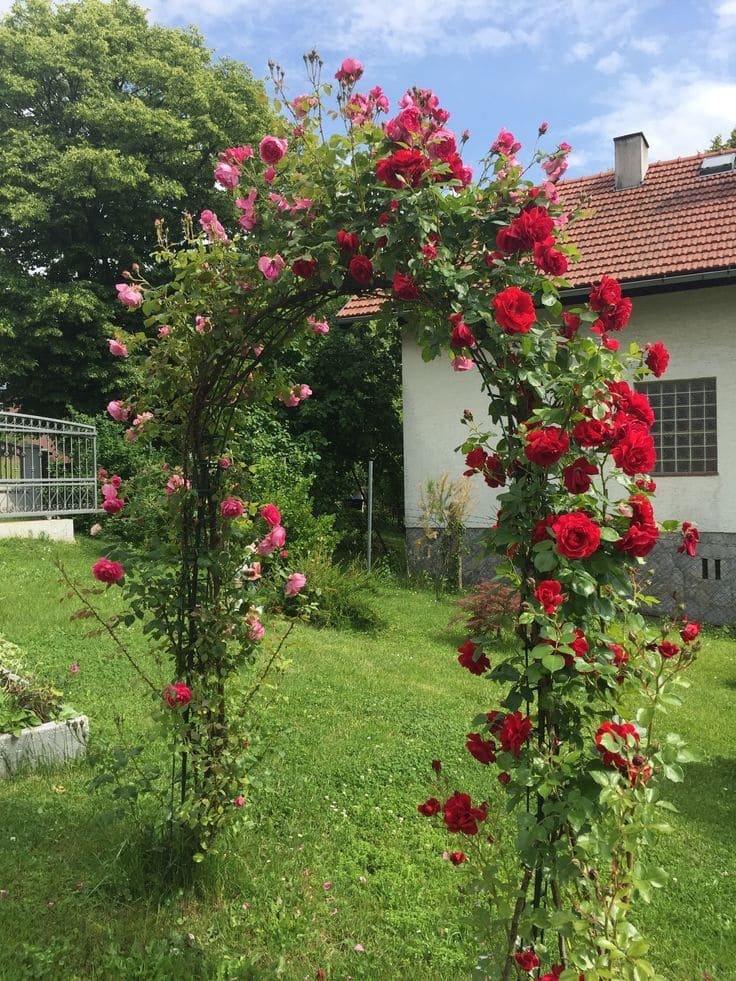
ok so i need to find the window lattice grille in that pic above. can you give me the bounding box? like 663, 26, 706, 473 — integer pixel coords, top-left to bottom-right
637, 377, 717, 476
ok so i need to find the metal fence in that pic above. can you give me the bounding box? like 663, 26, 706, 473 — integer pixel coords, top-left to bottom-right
0, 412, 98, 518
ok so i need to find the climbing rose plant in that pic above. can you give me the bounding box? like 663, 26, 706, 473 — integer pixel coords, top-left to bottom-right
79, 51, 698, 973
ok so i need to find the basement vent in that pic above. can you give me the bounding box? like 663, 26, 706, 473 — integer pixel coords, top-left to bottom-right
699, 152, 736, 176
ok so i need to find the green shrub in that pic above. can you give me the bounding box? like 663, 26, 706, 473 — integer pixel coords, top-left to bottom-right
298, 552, 386, 633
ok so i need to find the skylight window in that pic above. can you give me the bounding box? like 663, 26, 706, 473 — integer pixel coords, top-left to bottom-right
699, 152, 736, 176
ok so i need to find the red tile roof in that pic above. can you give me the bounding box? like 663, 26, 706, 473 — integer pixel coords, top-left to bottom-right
559, 151, 736, 288
336, 150, 736, 319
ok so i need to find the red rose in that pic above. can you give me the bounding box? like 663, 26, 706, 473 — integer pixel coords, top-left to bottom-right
337, 230, 360, 252
457, 640, 490, 675
560, 311, 580, 339
465, 732, 497, 764
259, 503, 282, 527
348, 255, 373, 285
524, 426, 570, 467
552, 512, 601, 559
496, 206, 554, 254
533, 238, 568, 276
566, 628, 589, 665
636, 477, 656, 492
645, 341, 669, 377
92, 558, 125, 584
677, 521, 699, 557
463, 447, 487, 474
614, 522, 659, 557
417, 797, 442, 816
600, 297, 632, 332
589, 275, 622, 310
563, 457, 598, 494
291, 258, 317, 278
393, 271, 420, 300
498, 771, 511, 785
572, 418, 612, 447
482, 454, 506, 488
595, 719, 638, 769
658, 641, 680, 659
444, 152, 473, 187
448, 851, 467, 865
681, 621, 701, 643
514, 950, 541, 972
609, 644, 629, 667
449, 313, 475, 348
499, 711, 533, 757
611, 430, 656, 476
534, 579, 565, 614
492, 286, 536, 333
443, 792, 488, 835
375, 148, 429, 188
164, 682, 192, 708
531, 515, 556, 545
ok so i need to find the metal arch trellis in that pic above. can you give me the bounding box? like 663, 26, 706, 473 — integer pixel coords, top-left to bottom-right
0, 411, 98, 518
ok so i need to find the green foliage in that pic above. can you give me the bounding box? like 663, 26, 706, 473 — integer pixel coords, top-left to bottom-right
0, 0, 270, 414
298, 552, 387, 633
709, 126, 736, 151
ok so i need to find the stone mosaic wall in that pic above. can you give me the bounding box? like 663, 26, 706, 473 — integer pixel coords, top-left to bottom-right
406, 529, 736, 626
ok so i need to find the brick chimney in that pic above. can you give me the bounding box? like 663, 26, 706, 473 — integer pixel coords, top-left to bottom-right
614, 132, 649, 190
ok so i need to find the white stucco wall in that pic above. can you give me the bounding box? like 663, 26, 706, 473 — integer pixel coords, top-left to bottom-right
402, 284, 735, 532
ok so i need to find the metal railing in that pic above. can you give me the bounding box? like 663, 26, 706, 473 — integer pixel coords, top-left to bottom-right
0, 411, 98, 518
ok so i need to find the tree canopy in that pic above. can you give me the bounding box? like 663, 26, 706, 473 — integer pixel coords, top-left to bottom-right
709, 127, 736, 151
0, 0, 270, 414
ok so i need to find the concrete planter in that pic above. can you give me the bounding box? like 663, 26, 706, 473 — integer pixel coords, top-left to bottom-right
0, 666, 89, 778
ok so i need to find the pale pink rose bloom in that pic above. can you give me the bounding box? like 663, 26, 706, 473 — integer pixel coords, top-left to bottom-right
214, 162, 240, 189
195, 315, 212, 333
165, 474, 189, 496
268, 192, 290, 213
158, 325, 170, 337
256, 537, 277, 557
308, 316, 330, 335
541, 181, 560, 204
335, 57, 363, 83
281, 391, 300, 407
70, 663, 80, 674
269, 525, 287, 547
553, 212, 571, 229
354, 944, 365, 953
541, 156, 568, 183
263, 167, 276, 183
298, 384, 312, 399
133, 412, 153, 427
247, 618, 265, 642
89, 523, 103, 537
219, 458, 232, 469
101, 483, 118, 501
285, 572, 307, 597
115, 283, 143, 308
291, 197, 313, 213
107, 400, 130, 422
323, 881, 332, 891
452, 356, 474, 372
234, 795, 245, 807
235, 189, 258, 230
257, 255, 285, 281
259, 135, 288, 165
199, 209, 227, 241
290, 93, 317, 119
243, 561, 262, 581
107, 338, 129, 358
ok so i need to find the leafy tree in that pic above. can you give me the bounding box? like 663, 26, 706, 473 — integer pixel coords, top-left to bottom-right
0, 0, 270, 414
709, 127, 736, 151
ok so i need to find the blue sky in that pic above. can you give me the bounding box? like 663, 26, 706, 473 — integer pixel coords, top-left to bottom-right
9, 0, 736, 177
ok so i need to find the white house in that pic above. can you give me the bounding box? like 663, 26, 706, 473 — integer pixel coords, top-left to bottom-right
338, 135, 736, 623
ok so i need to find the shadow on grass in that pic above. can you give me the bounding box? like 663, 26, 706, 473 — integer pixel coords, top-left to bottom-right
667, 755, 736, 832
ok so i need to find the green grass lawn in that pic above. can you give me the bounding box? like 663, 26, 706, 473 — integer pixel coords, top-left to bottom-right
0, 537, 734, 980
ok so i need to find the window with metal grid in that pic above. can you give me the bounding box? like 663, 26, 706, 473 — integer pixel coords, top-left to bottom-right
636, 377, 717, 476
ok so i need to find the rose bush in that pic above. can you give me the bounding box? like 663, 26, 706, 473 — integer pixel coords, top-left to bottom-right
66, 50, 701, 975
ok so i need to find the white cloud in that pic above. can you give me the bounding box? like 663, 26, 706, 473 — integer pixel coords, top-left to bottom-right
569, 41, 595, 61
596, 51, 624, 74
714, 0, 736, 26
574, 67, 736, 168
630, 35, 665, 55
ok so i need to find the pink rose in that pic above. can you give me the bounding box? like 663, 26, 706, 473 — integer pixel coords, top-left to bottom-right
298, 384, 312, 399
107, 399, 130, 422
452, 356, 474, 372
263, 166, 276, 183
220, 497, 245, 519
260, 503, 282, 527
234, 795, 245, 807
199, 209, 227, 241
269, 525, 287, 547
308, 316, 330, 335
92, 558, 125, 584
335, 58, 363, 83
165, 474, 189, 496
164, 682, 192, 707
115, 283, 143, 308
285, 572, 307, 597
102, 497, 125, 515
89, 523, 103, 537
247, 616, 265, 642
107, 338, 129, 358
258, 254, 285, 281
256, 537, 277, 556
158, 326, 170, 337
214, 162, 240, 189
259, 136, 288, 165
101, 483, 118, 500
243, 561, 262, 581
